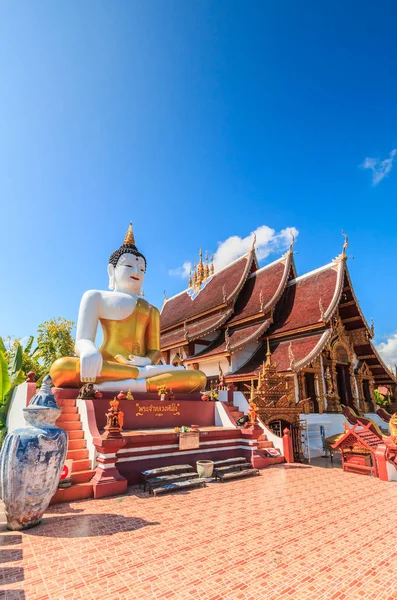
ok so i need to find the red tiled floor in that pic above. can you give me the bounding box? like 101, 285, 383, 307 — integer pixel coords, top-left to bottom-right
1, 462, 397, 599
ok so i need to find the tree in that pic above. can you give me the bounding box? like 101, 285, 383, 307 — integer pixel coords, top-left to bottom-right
36, 318, 75, 372
0, 338, 26, 446
4, 335, 42, 380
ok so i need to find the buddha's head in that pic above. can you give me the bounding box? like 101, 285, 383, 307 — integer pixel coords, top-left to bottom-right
108, 223, 146, 295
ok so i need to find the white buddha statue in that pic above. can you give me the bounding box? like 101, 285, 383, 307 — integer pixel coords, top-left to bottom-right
50, 224, 206, 393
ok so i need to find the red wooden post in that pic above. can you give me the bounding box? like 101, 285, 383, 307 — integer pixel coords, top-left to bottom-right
374, 443, 389, 481
283, 428, 294, 463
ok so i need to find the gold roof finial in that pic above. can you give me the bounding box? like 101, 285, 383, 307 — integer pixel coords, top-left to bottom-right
342, 229, 348, 257
210, 255, 215, 275
124, 222, 135, 245
204, 251, 210, 279
188, 269, 193, 289
290, 231, 295, 251
251, 232, 257, 250
265, 337, 272, 366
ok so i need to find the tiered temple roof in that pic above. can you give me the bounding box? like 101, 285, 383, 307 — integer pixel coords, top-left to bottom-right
160, 243, 396, 388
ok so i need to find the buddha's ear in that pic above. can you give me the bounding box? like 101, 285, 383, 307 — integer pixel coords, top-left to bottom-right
108, 264, 115, 290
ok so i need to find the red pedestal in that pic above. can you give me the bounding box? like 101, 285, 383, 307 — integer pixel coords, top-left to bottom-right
91, 437, 128, 499
375, 444, 389, 481
283, 428, 294, 463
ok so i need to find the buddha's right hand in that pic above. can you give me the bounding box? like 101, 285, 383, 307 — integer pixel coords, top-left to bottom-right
80, 348, 103, 383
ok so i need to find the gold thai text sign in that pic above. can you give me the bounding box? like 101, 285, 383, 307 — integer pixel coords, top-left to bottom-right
135, 402, 181, 418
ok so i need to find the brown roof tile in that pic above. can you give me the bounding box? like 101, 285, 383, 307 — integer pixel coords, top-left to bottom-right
160, 309, 233, 349
270, 264, 341, 335
228, 253, 293, 325
161, 253, 254, 330
189, 319, 272, 360
229, 332, 327, 377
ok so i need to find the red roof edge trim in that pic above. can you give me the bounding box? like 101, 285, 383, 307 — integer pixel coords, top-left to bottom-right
188, 310, 233, 343
344, 266, 372, 337
323, 259, 346, 322
230, 319, 273, 353
369, 340, 397, 383
226, 248, 257, 304
261, 251, 295, 315
294, 329, 332, 371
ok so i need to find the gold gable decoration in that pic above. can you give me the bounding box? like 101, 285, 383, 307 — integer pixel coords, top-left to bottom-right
244, 340, 311, 423
188, 249, 215, 289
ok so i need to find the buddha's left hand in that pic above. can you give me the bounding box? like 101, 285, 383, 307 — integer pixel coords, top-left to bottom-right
115, 354, 151, 367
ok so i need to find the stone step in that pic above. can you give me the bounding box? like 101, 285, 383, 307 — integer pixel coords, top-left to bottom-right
213, 457, 247, 467
61, 406, 78, 414
68, 439, 87, 450
57, 413, 81, 423
214, 463, 252, 477
61, 421, 83, 431
258, 440, 274, 449
218, 468, 260, 482
66, 448, 89, 461
51, 482, 93, 505
152, 479, 206, 496
67, 430, 84, 440
58, 399, 77, 407
71, 469, 96, 484
71, 459, 91, 472
146, 472, 199, 493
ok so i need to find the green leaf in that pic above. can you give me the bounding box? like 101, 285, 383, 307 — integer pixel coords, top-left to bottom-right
8, 344, 22, 379
24, 336, 34, 355
0, 337, 6, 354
9, 368, 25, 390
0, 351, 10, 403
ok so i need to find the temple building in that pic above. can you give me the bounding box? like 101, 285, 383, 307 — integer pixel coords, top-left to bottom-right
160, 237, 397, 416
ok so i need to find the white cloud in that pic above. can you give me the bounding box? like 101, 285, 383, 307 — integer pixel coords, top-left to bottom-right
361, 149, 397, 185
168, 260, 192, 278
168, 225, 299, 278
376, 333, 397, 371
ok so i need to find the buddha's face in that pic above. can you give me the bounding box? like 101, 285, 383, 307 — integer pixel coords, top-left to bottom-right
108, 253, 145, 295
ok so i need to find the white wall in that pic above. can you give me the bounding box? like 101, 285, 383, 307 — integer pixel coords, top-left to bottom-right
303, 413, 347, 458
231, 343, 260, 372
77, 399, 97, 469
232, 391, 284, 454
365, 412, 389, 433
6, 383, 28, 433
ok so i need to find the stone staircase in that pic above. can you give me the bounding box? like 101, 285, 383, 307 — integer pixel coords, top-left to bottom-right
51, 397, 95, 504
224, 398, 285, 466
225, 401, 245, 423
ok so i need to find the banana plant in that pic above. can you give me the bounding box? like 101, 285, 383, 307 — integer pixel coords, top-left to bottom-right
0, 338, 26, 447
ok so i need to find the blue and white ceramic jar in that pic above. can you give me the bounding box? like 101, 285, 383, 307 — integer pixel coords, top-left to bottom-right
0, 376, 67, 530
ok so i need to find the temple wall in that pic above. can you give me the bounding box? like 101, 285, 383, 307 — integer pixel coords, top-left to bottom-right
231, 343, 260, 372
364, 412, 389, 432
186, 358, 229, 378
302, 413, 347, 458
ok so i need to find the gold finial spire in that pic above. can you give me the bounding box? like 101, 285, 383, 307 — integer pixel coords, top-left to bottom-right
124, 222, 135, 245
341, 229, 348, 258
188, 269, 193, 288
210, 255, 215, 275
290, 231, 295, 251
204, 251, 210, 279
251, 232, 257, 250
265, 337, 272, 366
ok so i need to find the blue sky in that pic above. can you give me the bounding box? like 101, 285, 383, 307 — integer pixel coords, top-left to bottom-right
1, 1, 397, 362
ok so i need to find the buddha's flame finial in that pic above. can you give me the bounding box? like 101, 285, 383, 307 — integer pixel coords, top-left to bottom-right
124, 222, 135, 245
265, 337, 272, 366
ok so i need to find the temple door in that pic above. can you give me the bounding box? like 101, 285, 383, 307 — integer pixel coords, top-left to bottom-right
304, 373, 319, 413
363, 380, 375, 412
336, 364, 354, 408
